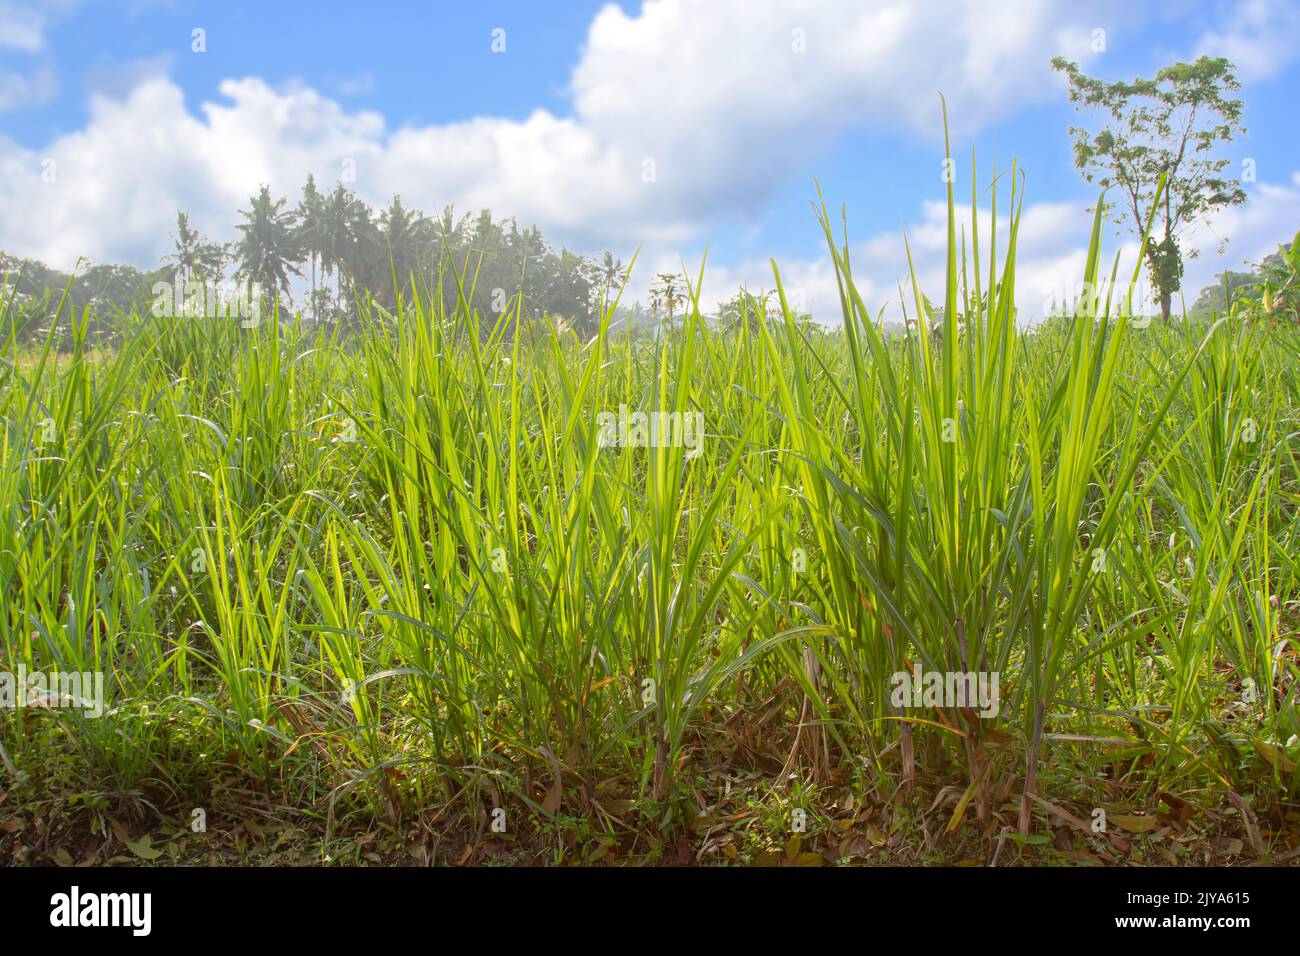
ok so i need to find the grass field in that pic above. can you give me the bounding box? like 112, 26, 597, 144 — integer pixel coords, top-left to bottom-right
2, 152, 1298, 867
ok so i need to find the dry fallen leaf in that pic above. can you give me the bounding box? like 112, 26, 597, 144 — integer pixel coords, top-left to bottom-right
1252, 737, 1298, 774
1109, 814, 1158, 834
1158, 792, 1197, 824
123, 834, 162, 861
689, 812, 718, 834
542, 779, 562, 815
1217, 837, 1244, 857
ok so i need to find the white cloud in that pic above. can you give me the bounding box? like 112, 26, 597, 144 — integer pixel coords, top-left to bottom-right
1178, 171, 1300, 295
673, 174, 1300, 324
652, 195, 1107, 324
1197, 0, 1300, 81
1, 78, 381, 266
0, 60, 56, 110
336, 73, 375, 97
567, 0, 1112, 231
1, 1, 80, 110
0, 1, 46, 51
5, 0, 1114, 270
83, 54, 172, 100
2, 0, 1294, 323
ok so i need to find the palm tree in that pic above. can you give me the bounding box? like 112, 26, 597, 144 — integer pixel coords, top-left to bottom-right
318, 183, 372, 315
377, 194, 432, 305
427, 205, 468, 308
294, 175, 326, 321
232, 185, 303, 313
165, 211, 225, 287
716, 291, 745, 334
431, 205, 464, 256
650, 272, 684, 331
538, 248, 595, 334
597, 251, 625, 304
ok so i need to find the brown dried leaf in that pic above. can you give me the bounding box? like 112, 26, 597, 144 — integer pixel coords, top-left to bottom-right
1109, 814, 1158, 834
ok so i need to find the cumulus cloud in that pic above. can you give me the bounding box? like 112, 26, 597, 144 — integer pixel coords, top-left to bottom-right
674, 173, 1300, 324
0, 60, 57, 110
0, 1, 80, 110
6, 0, 1114, 270
1178, 171, 1300, 293
0, 0, 47, 51
336, 73, 375, 97
1197, 0, 1300, 81
83, 53, 173, 101
566, 0, 1113, 233
2, 0, 1295, 323
0, 0, 68, 110
653, 194, 1111, 324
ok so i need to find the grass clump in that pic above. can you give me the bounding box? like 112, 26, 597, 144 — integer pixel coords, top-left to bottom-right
1, 125, 1298, 867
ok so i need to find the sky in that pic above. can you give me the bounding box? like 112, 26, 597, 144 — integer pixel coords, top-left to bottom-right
2, 0, 1299, 321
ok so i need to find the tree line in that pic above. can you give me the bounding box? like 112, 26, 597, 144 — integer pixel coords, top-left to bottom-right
169, 176, 631, 333
6, 52, 1295, 342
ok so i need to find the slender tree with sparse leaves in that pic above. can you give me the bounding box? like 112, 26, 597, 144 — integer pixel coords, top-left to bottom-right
1052, 55, 1247, 320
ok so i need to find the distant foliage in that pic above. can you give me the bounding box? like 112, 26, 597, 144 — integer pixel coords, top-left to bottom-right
1192, 232, 1300, 322
2, 178, 639, 341
0, 251, 169, 346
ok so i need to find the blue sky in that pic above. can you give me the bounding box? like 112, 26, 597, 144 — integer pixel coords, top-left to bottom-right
3, 0, 1300, 319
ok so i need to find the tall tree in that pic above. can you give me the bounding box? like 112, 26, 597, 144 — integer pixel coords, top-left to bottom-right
594, 251, 625, 314
165, 211, 225, 287
539, 248, 595, 333
376, 194, 432, 306
318, 183, 371, 313
232, 186, 303, 311
649, 272, 685, 329
295, 175, 327, 320
1051, 56, 1247, 320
